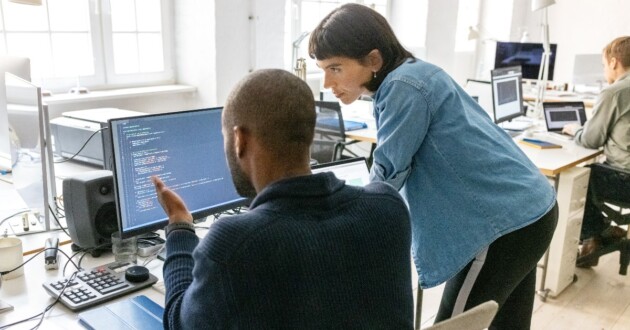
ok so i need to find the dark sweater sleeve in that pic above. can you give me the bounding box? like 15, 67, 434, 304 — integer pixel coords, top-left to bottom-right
162, 229, 233, 329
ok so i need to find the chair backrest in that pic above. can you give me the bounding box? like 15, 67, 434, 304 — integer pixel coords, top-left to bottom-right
586, 163, 630, 225
314, 101, 346, 139
311, 101, 346, 164
422, 300, 499, 330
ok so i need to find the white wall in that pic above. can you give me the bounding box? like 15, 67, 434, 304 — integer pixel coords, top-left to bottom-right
512, 0, 630, 84
424, 0, 459, 76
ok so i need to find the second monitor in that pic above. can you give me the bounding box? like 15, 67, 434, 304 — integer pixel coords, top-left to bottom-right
491, 66, 525, 125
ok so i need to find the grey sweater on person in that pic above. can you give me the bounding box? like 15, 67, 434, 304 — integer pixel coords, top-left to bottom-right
574, 72, 630, 170
162, 172, 413, 329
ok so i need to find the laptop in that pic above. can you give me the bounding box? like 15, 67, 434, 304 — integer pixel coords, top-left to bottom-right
543, 101, 587, 140
311, 157, 370, 187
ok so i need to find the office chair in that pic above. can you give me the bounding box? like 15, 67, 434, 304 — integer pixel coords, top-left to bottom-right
576, 163, 630, 275
310, 101, 359, 164
422, 300, 498, 330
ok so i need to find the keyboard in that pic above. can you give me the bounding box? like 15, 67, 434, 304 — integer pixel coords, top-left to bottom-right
42, 261, 158, 312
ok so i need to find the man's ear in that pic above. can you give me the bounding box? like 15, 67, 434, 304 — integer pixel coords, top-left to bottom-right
366, 49, 384, 73
233, 126, 248, 158
610, 57, 618, 70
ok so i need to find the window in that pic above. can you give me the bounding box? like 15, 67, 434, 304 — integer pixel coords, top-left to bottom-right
290, 0, 390, 73
0, 0, 172, 93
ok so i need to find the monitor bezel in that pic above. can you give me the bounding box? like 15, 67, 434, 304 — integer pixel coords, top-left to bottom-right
108, 107, 249, 238
490, 66, 525, 124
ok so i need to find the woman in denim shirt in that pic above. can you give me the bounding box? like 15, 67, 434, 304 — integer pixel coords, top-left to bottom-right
309, 4, 558, 329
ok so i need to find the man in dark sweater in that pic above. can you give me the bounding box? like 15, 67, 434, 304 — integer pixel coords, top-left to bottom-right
152, 69, 413, 329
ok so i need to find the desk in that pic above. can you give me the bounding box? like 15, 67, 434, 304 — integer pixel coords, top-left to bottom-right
345, 128, 377, 144
0, 230, 166, 329
523, 90, 597, 108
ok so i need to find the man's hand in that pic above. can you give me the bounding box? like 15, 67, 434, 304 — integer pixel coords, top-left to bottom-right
562, 123, 581, 136
151, 176, 193, 224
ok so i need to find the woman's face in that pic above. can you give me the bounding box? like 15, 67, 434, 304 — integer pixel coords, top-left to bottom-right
316, 56, 374, 104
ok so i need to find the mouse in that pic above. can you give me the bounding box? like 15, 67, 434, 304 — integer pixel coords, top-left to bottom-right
125, 265, 150, 283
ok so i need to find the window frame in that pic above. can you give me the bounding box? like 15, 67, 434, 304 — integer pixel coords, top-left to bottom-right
0, 0, 174, 93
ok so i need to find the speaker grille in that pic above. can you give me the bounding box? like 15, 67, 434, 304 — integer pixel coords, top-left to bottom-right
95, 201, 118, 243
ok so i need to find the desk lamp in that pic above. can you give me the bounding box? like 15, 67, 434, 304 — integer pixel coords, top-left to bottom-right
530, 0, 556, 118
292, 31, 310, 81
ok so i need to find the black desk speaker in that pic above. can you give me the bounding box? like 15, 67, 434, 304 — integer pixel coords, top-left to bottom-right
63, 170, 118, 255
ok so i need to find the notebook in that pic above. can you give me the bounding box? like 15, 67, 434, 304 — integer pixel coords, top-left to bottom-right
543, 101, 587, 140
78, 295, 164, 330
311, 157, 370, 187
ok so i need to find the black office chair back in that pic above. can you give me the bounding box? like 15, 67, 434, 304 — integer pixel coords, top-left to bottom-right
586, 163, 630, 226
581, 163, 630, 275
311, 101, 346, 164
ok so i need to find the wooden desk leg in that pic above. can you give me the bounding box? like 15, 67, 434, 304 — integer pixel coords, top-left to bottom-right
414, 286, 423, 330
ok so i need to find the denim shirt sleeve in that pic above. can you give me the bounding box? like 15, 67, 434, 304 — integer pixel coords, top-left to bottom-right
369, 79, 431, 190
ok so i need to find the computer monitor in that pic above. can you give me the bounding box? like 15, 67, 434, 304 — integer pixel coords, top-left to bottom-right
572, 54, 605, 90
494, 42, 557, 80
0, 56, 31, 166
491, 66, 525, 124
311, 157, 370, 187
3, 73, 56, 233
464, 79, 493, 119
109, 107, 249, 238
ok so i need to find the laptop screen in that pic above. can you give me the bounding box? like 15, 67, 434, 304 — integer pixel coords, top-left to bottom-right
543, 102, 587, 132
311, 157, 370, 187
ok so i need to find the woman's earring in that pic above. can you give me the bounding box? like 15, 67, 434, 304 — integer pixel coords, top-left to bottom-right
373, 71, 377, 79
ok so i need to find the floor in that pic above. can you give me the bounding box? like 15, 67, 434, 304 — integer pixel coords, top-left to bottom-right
415, 251, 630, 329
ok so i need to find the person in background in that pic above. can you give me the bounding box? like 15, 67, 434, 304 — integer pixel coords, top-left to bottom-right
563, 36, 630, 266
152, 69, 414, 329
309, 4, 558, 329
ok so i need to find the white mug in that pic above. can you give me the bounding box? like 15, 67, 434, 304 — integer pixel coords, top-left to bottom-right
0, 237, 24, 280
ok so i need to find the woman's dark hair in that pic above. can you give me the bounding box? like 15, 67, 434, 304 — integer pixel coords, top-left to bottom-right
308, 3, 413, 92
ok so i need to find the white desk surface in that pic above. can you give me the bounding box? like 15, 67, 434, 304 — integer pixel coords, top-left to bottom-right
343, 120, 602, 177
516, 131, 602, 176
0, 230, 165, 329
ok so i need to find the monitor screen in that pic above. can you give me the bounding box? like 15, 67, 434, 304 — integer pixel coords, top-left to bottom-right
491, 66, 524, 124
311, 157, 370, 187
109, 107, 248, 238
494, 42, 557, 80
